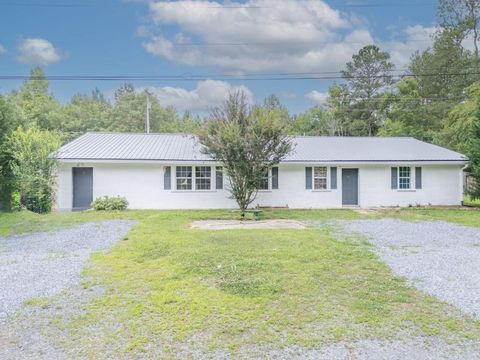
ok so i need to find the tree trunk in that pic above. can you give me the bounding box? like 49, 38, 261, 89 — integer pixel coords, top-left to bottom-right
474, 24, 479, 58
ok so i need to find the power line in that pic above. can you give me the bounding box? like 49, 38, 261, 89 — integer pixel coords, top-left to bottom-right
165, 39, 432, 47
1, 70, 478, 82
0, 1, 89, 7
0, 0, 437, 8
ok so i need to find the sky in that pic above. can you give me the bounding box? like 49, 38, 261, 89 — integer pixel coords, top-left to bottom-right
0, 0, 438, 115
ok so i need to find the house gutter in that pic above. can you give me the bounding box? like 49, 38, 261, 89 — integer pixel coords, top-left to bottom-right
56, 158, 468, 166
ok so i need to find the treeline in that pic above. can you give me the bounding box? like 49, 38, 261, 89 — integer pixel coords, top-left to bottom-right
1, 69, 203, 142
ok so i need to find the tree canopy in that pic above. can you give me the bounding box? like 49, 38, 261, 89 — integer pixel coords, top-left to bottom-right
199, 92, 291, 215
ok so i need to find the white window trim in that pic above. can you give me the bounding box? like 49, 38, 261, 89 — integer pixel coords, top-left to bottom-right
174, 165, 216, 192
257, 168, 272, 192
398, 166, 412, 190
313, 166, 329, 191
175, 165, 193, 191
195, 166, 212, 191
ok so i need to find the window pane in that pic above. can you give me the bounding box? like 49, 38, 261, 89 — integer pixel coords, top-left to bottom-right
196, 178, 211, 190
258, 177, 269, 190
398, 167, 411, 189
195, 166, 211, 178
314, 178, 327, 190
176, 178, 192, 190
176, 166, 192, 178
399, 167, 410, 178
195, 166, 211, 190
399, 178, 410, 189
176, 166, 193, 190
314, 167, 327, 178
313, 167, 327, 190
258, 168, 269, 190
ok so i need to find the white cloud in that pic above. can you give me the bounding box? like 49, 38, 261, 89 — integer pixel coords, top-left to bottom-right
0, 44, 6, 55
17, 38, 62, 65
141, 0, 443, 76
142, 80, 254, 112
142, 0, 376, 73
383, 25, 436, 68
305, 90, 328, 106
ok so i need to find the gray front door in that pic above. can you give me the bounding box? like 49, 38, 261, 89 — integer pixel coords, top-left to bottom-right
73, 167, 93, 210
342, 168, 358, 205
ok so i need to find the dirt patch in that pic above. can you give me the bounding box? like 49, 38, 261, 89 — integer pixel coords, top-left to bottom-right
190, 219, 305, 230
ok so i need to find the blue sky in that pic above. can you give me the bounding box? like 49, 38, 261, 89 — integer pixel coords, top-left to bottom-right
0, 0, 437, 115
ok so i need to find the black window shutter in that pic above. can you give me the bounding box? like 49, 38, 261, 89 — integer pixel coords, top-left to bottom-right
306, 167, 312, 189
391, 167, 398, 189
216, 166, 223, 190
164, 166, 171, 190
415, 167, 422, 189
330, 167, 337, 189
272, 167, 279, 189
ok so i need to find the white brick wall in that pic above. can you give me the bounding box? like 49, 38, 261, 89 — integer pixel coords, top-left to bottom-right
55, 162, 464, 210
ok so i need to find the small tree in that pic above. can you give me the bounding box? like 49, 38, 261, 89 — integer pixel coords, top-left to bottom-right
3, 126, 61, 213
199, 92, 291, 217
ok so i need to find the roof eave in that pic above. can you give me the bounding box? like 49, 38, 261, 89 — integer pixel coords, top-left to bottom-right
56, 158, 468, 165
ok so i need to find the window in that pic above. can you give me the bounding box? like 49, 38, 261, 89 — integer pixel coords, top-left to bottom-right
175, 166, 213, 191
195, 166, 211, 190
313, 166, 327, 190
398, 166, 411, 189
176, 166, 192, 190
258, 168, 269, 190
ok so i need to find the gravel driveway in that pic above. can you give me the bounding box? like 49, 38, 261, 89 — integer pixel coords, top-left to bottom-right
2, 218, 479, 359
0, 220, 136, 320
340, 218, 480, 320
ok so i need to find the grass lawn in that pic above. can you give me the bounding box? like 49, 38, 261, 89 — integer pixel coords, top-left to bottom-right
1, 208, 480, 357
464, 195, 480, 208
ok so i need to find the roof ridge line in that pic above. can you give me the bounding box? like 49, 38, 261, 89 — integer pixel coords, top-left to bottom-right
85, 132, 417, 140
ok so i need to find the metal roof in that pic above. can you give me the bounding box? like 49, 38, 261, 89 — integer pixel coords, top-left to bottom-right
56, 132, 468, 163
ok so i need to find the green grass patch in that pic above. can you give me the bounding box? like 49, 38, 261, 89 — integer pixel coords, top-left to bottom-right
0, 210, 139, 236
53, 211, 480, 357
378, 207, 480, 227
464, 195, 480, 208
24, 297, 51, 309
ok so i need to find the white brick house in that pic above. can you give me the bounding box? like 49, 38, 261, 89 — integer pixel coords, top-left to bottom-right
54, 132, 468, 210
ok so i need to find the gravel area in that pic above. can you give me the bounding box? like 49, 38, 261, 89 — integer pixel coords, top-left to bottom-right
0, 220, 136, 320
242, 338, 480, 359
339, 218, 480, 320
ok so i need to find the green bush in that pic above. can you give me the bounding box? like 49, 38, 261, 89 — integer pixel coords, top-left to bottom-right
91, 196, 128, 211
3, 126, 61, 213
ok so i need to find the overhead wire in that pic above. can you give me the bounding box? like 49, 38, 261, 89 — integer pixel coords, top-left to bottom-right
0, 70, 478, 82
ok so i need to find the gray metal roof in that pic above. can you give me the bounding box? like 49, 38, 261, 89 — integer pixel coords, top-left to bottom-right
56, 132, 467, 163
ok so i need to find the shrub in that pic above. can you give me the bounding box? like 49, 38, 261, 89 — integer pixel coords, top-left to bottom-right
3, 126, 61, 213
91, 196, 128, 211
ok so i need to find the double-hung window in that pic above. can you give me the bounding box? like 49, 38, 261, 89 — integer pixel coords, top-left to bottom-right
398, 166, 411, 189
175, 166, 212, 191
258, 168, 269, 190
313, 166, 328, 190
195, 166, 211, 190
176, 166, 193, 190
